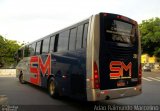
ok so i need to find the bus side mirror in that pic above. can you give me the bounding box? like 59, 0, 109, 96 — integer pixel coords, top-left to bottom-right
14, 53, 18, 61
14, 54, 16, 60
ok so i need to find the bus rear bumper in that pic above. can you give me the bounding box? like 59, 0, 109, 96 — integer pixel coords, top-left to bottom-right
86, 85, 142, 101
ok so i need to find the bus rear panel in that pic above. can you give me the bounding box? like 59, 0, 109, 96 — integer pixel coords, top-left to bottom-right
86, 13, 141, 101
100, 13, 139, 90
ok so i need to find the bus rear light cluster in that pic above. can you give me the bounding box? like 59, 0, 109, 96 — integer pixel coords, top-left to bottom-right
93, 62, 100, 89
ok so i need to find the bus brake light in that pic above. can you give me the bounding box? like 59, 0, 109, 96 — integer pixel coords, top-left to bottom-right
93, 62, 100, 89
138, 64, 142, 84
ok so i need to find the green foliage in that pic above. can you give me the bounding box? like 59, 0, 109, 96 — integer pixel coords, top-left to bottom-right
0, 35, 21, 68
139, 17, 160, 57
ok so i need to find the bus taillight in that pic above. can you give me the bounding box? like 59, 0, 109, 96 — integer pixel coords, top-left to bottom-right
93, 62, 100, 89
138, 64, 142, 84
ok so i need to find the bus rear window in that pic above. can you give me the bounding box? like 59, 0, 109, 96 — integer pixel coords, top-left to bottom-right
112, 20, 132, 34
104, 19, 136, 44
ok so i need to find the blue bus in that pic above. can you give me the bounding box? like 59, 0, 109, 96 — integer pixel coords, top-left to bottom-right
15, 13, 142, 101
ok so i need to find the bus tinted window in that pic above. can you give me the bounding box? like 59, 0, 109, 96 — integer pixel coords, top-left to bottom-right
105, 19, 136, 44
83, 23, 89, 48
54, 34, 59, 52
76, 25, 83, 49
29, 43, 36, 56
42, 37, 50, 54
35, 41, 41, 55
24, 46, 29, 57
29, 45, 32, 56
49, 36, 55, 52
58, 30, 69, 52
69, 28, 77, 50
18, 49, 23, 59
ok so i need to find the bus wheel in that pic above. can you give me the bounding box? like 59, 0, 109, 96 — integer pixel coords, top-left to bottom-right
48, 78, 59, 98
19, 72, 25, 84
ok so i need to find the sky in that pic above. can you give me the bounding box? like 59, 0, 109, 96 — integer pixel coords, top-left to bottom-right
0, 0, 160, 43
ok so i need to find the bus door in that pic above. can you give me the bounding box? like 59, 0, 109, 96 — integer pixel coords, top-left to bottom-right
54, 55, 71, 96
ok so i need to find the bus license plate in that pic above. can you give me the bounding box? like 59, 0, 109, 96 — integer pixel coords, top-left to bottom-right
117, 80, 125, 87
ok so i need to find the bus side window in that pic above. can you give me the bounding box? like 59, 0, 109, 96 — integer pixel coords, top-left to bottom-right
29, 45, 32, 56
49, 36, 55, 52
42, 37, 50, 54
18, 49, 23, 59
29, 43, 36, 56
76, 25, 83, 49
54, 34, 59, 52
69, 28, 77, 51
24, 46, 29, 57
57, 30, 69, 52
83, 23, 89, 48
35, 41, 42, 55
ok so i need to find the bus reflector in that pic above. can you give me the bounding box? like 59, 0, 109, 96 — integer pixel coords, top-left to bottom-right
93, 62, 100, 89
138, 64, 142, 84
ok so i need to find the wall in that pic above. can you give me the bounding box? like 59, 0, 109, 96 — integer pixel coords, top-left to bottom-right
0, 69, 16, 77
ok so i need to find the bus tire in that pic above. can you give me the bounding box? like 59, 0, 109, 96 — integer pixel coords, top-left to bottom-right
48, 78, 59, 98
19, 72, 25, 84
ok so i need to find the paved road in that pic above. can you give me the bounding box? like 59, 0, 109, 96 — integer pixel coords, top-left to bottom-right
0, 71, 160, 111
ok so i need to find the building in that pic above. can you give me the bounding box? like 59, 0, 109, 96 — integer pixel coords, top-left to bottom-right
141, 54, 159, 69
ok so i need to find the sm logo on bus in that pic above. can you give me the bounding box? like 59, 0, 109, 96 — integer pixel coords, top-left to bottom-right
109, 61, 132, 79
29, 55, 51, 85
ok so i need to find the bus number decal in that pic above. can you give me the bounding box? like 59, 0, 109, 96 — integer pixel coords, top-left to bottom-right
30, 55, 51, 85
109, 61, 132, 79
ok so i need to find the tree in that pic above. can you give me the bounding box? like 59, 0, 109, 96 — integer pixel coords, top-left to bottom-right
0, 35, 21, 68
139, 17, 160, 57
